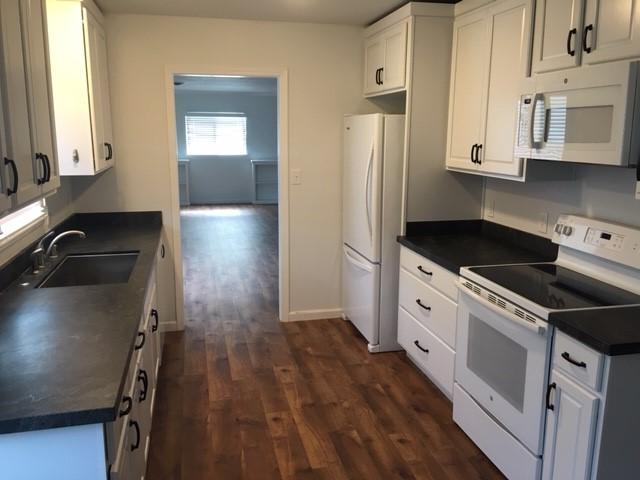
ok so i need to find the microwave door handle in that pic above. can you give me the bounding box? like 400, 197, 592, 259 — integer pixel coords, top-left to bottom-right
457, 281, 547, 336
530, 93, 545, 150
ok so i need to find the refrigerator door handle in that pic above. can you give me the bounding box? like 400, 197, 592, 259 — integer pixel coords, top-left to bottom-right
365, 143, 374, 242
343, 246, 374, 273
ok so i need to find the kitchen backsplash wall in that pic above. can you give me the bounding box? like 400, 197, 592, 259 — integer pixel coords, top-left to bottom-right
483, 164, 640, 236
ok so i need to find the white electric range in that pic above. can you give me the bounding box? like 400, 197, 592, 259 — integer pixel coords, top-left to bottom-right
453, 215, 640, 480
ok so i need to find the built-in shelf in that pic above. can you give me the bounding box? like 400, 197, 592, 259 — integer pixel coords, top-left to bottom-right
251, 160, 278, 204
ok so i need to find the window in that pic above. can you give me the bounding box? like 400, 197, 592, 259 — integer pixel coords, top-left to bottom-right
185, 113, 248, 156
0, 200, 47, 243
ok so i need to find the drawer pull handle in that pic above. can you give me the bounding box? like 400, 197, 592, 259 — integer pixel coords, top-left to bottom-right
561, 351, 587, 368
151, 309, 159, 332
417, 266, 432, 276
546, 382, 556, 411
414, 340, 429, 354
135, 331, 145, 350
415, 299, 431, 311
129, 420, 140, 451
119, 396, 132, 417
138, 369, 148, 402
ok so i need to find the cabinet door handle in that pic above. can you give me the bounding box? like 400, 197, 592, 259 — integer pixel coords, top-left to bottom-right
35, 153, 46, 185
376, 68, 382, 85
4, 157, 18, 195
414, 340, 429, 354
379, 67, 384, 85
104, 142, 113, 160
138, 369, 148, 402
135, 331, 146, 350
546, 382, 556, 411
561, 351, 587, 368
416, 299, 431, 311
43, 154, 51, 182
567, 28, 577, 56
129, 420, 140, 451
470, 144, 478, 163
417, 265, 432, 276
476, 144, 483, 165
583, 24, 593, 53
151, 309, 159, 332
119, 396, 132, 417
160, 243, 165, 258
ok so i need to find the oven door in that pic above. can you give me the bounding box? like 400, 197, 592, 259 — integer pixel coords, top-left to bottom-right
455, 285, 551, 455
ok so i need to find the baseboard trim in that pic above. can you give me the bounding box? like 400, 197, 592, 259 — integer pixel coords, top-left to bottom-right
286, 308, 343, 322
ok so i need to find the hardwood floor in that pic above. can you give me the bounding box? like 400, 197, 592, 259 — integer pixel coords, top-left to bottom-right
146, 204, 504, 480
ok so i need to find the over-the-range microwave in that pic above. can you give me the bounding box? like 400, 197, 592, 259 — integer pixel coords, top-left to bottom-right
515, 61, 640, 168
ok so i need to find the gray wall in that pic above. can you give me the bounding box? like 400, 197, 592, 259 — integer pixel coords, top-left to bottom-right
174, 90, 278, 205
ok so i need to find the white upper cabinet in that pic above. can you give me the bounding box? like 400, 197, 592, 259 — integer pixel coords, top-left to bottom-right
46, 0, 115, 176
532, 0, 584, 73
533, 0, 640, 73
583, 0, 640, 65
363, 21, 408, 96
446, 0, 532, 178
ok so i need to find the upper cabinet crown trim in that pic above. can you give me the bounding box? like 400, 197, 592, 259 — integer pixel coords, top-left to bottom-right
454, 0, 496, 17
365, 2, 453, 38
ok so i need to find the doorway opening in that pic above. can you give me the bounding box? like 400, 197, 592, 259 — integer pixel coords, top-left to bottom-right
166, 70, 289, 327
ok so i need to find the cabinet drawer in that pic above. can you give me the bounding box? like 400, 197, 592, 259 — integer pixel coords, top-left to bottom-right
398, 306, 455, 398
400, 247, 458, 301
553, 332, 604, 392
398, 269, 457, 348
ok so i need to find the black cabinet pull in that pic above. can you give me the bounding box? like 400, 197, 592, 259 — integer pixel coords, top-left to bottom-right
44, 154, 51, 182
546, 382, 556, 411
470, 144, 478, 163
583, 24, 593, 53
138, 369, 148, 402
35, 153, 46, 185
135, 331, 145, 350
379, 67, 384, 85
160, 244, 165, 258
129, 420, 140, 451
414, 340, 429, 354
4, 157, 18, 195
104, 142, 113, 160
151, 309, 159, 332
417, 265, 432, 276
567, 28, 577, 56
416, 299, 431, 311
476, 144, 483, 165
561, 351, 587, 368
119, 396, 132, 417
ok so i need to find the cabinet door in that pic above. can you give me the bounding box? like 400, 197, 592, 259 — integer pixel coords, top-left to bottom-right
532, 0, 584, 73
446, 10, 489, 171
83, 8, 110, 173
542, 370, 599, 480
479, 0, 532, 177
380, 22, 407, 92
583, 0, 640, 64
0, 76, 12, 213
364, 35, 384, 95
21, 0, 60, 195
0, 0, 41, 206
95, 16, 114, 167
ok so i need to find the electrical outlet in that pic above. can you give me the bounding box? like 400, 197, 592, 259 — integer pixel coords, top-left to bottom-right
538, 212, 549, 234
486, 200, 495, 218
291, 169, 302, 185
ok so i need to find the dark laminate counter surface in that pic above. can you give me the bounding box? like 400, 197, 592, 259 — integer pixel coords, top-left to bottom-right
549, 306, 640, 356
0, 212, 162, 434
398, 220, 558, 274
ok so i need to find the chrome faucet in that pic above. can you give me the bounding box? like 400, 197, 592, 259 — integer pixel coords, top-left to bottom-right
31, 231, 55, 273
46, 230, 87, 259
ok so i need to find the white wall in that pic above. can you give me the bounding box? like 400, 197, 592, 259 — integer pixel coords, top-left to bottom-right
175, 90, 277, 204
483, 164, 640, 236
71, 14, 372, 319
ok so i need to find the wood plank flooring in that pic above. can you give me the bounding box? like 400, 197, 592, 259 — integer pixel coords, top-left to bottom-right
146, 204, 504, 480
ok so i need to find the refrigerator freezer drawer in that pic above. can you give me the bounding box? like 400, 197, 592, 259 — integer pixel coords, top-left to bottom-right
342, 245, 380, 345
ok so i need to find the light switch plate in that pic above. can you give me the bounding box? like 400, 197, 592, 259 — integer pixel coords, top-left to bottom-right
291, 169, 302, 185
486, 200, 495, 218
635, 182, 640, 200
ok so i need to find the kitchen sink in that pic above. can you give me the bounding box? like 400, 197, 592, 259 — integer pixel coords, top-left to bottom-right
37, 252, 139, 288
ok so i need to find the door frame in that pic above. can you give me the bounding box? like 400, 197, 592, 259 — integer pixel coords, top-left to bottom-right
164, 65, 290, 328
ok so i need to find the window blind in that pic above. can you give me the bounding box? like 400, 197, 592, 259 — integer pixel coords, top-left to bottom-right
185, 114, 248, 156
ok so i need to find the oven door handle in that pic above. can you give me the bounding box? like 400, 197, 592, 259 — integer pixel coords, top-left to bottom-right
457, 281, 547, 336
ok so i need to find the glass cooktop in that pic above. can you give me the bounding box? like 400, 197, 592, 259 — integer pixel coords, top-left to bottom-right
469, 263, 640, 310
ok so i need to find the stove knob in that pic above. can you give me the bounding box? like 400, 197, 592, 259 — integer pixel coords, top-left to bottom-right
563, 225, 574, 236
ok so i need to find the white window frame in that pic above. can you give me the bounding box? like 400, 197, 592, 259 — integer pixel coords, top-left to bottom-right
0, 200, 48, 253
185, 112, 248, 156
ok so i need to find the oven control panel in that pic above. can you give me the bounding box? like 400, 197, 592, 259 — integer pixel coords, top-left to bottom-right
553, 215, 640, 269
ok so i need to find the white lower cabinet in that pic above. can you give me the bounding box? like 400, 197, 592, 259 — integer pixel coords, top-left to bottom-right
542, 370, 599, 480
397, 246, 457, 398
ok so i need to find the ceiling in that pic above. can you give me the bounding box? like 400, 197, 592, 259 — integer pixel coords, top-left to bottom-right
174, 75, 278, 94
96, 0, 457, 26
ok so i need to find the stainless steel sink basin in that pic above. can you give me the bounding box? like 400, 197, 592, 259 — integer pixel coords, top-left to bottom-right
37, 252, 139, 288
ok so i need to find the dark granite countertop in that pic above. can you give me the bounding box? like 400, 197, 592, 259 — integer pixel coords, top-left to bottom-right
549, 306, 640, 356
398, 220, 558, 274
0, 212, 162, 434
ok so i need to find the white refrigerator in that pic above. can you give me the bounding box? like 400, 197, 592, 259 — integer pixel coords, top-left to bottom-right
342, 114, 405, 353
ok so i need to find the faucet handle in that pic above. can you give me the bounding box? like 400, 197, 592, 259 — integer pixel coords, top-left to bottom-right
37, 230, 55, 250
31, 247, 46, 274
